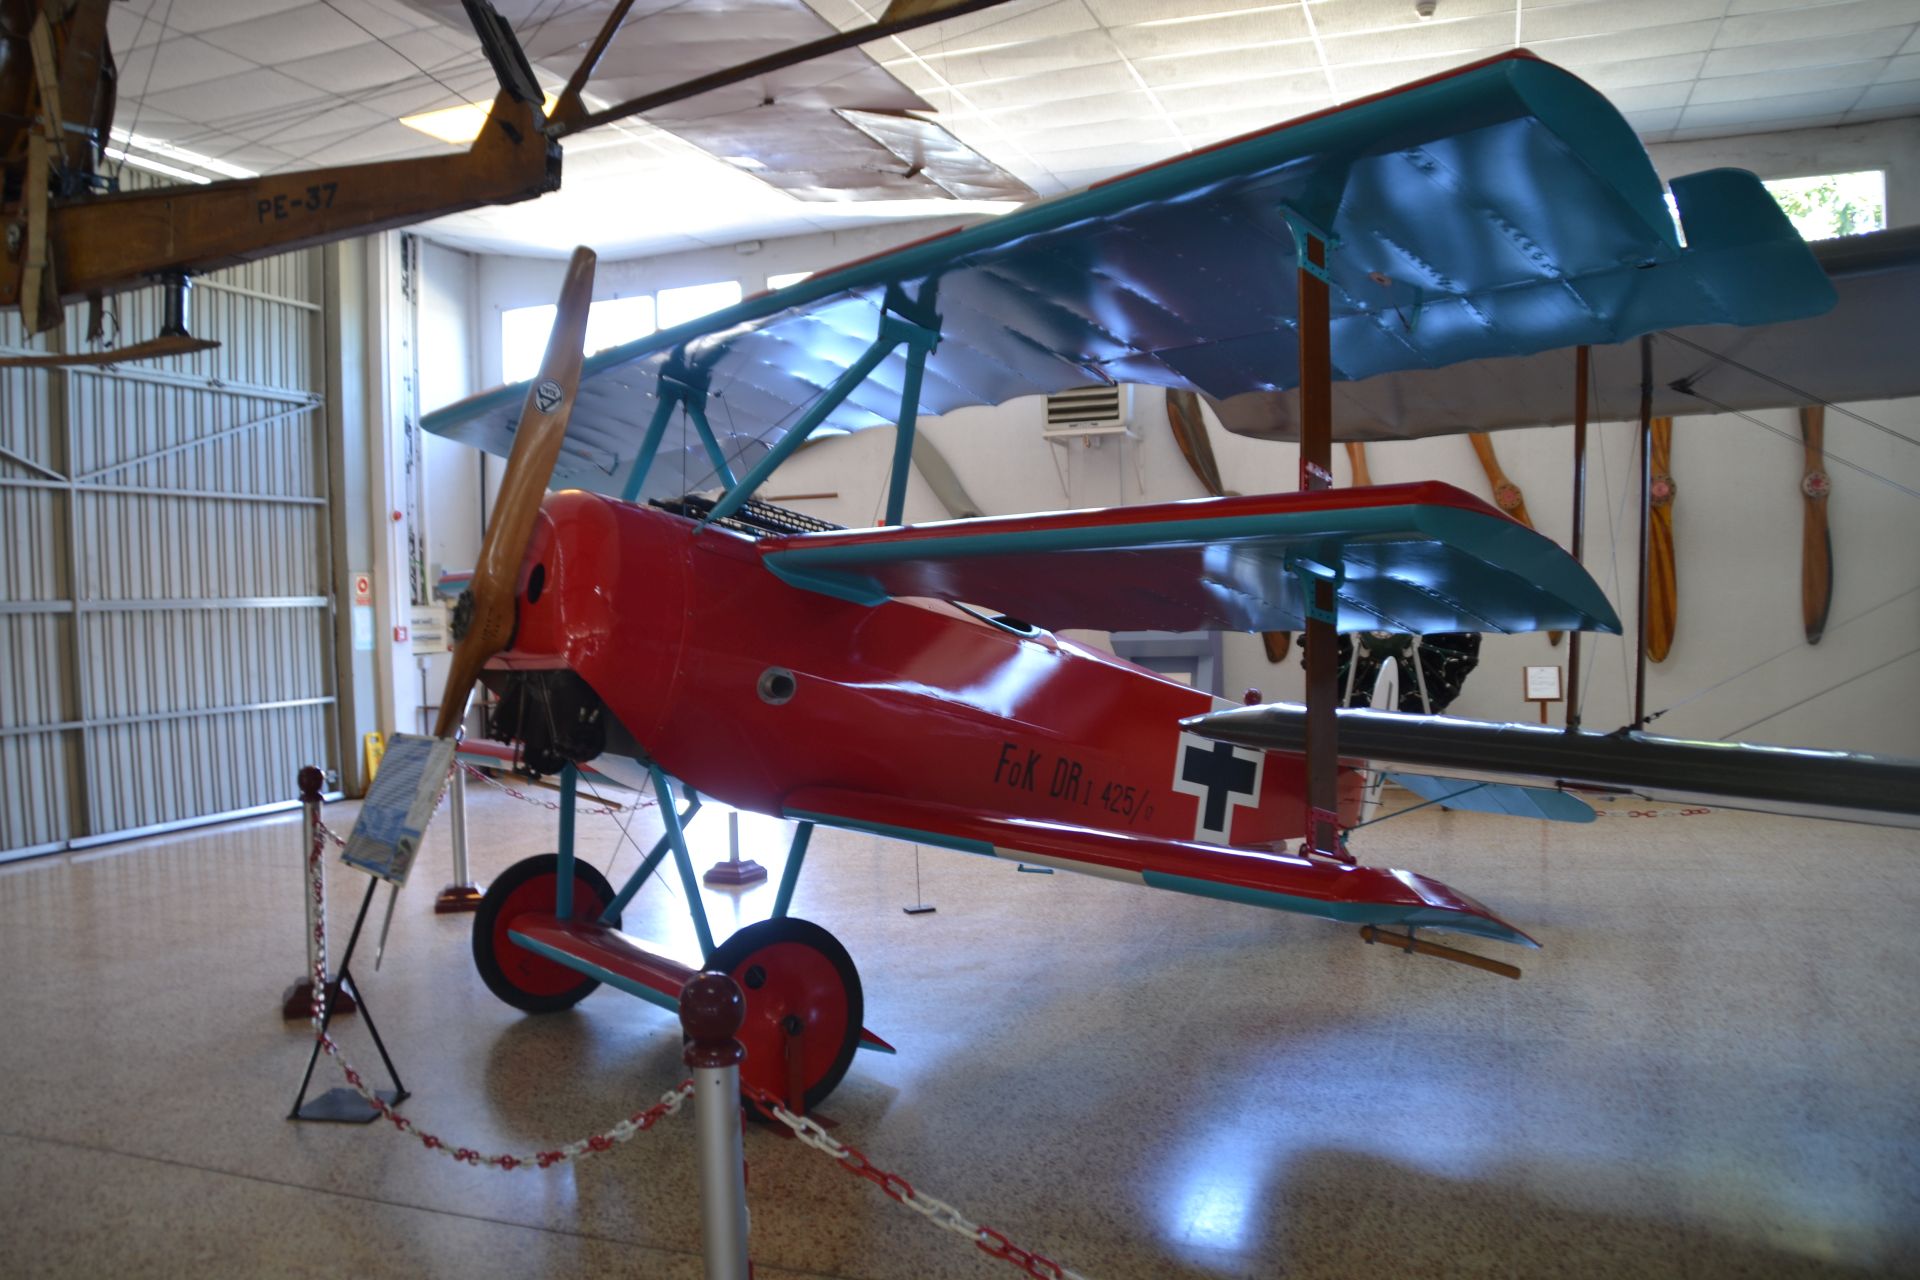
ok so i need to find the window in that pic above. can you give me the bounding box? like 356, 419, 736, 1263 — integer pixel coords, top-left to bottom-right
500, 294, 658, 384
657, 279, 743, 330
1763, 170, 1886, 241
767, 271, 812, 291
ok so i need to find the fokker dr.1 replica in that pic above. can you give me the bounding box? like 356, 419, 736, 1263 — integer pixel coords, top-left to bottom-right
423, 51, 1920, 1110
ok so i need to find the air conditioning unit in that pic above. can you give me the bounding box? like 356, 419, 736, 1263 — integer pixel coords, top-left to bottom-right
1042, 384, 1133, 446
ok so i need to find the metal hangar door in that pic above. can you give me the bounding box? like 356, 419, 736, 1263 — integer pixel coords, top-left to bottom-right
0, 248, 338, 860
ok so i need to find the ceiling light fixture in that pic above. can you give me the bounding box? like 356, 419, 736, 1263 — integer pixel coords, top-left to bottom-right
402, 93, 559, 145
109, 128, 256, 180
103, 147, 210, 185
1415, 0, 1437, 18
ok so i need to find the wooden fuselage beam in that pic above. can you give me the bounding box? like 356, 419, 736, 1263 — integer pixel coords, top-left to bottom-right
1, 93, 557, 310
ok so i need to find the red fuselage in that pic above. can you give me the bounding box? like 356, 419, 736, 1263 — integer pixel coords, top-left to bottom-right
494, 491, 1360, 848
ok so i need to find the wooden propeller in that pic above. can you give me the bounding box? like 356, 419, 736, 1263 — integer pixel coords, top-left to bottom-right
1646, 416, 1677, 662
1166, 389, 1289, 661
1344, 441, 1372, 487
433, 246, 598, 740
1468, 431, 1561, 646
1799, 405, 1833, 644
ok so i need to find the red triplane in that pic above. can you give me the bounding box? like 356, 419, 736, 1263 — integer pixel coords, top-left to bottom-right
424, 52, 1914, 1110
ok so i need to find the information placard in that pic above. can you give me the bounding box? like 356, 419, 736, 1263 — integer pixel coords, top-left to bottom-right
1523, 665, 1563, 702
342, 734, 455, 886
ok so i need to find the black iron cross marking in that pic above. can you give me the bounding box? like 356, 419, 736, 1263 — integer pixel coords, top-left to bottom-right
1182, 740, 1258, 832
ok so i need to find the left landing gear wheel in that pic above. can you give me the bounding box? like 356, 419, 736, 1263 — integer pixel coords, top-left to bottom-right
472, 854, 619, 1014
706, 917, 862, 1112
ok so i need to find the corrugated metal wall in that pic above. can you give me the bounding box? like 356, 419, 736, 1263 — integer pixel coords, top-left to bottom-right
0, 248, 336, 859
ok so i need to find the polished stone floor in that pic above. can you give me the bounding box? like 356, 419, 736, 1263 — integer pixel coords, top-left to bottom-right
1, 776, 1917, 1278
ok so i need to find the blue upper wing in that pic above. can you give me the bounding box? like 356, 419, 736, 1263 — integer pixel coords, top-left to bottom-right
424, 50, 1836, 502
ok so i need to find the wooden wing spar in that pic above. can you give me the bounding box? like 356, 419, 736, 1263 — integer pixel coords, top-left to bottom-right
424, 51, 1837, 503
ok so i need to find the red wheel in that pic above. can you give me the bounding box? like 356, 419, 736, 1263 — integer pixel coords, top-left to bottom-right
705, 917, 862, 1112
472, 854, 619, 1013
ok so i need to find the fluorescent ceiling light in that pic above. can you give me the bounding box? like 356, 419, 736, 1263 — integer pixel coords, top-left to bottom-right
104, 147, 210, 185
402, 93, 558, 145
109, 128, 256, 180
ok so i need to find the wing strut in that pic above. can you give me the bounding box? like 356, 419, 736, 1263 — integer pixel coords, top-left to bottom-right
1566, 344, 1591, 729
697, 284, 939, 525
1283, 205, 1343, 860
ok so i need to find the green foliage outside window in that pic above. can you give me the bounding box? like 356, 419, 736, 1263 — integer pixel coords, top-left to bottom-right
1762, 171, 1887, 241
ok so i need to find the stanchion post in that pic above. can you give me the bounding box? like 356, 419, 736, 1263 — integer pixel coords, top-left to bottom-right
435, 761, 485, 913
282, 765, 354, 1020
681, 972, 750, 1280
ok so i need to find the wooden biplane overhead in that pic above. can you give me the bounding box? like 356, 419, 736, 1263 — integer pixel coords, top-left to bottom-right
0, 0, 1022, 366
415, 51, 1918, 1110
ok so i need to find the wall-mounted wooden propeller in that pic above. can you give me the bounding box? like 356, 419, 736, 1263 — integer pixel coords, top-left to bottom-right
1468, 432, 1562, 646
1166, 389, 1290, 661
1646, 416, 1677, 662
434, 246, 597, 740
1799, 406, 1833, 644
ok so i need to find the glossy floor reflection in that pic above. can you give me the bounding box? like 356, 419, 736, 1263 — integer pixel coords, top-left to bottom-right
2, 779, 1917, 1278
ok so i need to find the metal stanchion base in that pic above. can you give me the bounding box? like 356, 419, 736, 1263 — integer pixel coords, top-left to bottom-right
282, 978, 354, 1021
434, 882, 486, 913
293, 1086, 403, 1124
702, 859, 768, 887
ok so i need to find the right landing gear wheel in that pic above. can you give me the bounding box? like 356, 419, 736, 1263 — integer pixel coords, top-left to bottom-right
705, 917, 862, 1112
472, 854, 618, 1014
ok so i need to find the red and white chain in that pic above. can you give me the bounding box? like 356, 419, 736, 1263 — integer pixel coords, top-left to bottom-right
744, 1085, 1090, 1280
306, 817, 691, 1169
460, 761, 641, 817
1593, 805, 1715, 819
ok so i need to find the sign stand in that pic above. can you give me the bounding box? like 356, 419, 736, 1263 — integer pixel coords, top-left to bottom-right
288, 734, 450, 1123
288, 876, 409, 1122
1524, 665, 1564, 725
703, 809, 768, 887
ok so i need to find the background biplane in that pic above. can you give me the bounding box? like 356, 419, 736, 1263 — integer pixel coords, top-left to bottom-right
0, 0, 1021, 365
417, 51, 1919, 1110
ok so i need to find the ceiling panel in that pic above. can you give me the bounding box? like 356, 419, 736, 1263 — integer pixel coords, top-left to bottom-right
1134, 44, 1327, 89
894, 0, 1102, 51
1716, 0, 1920, 47
1855, 79, 1920, 112
1521, 0, 1731, 44
1680, 86, 1868, 130
1700, 28, 1908, 79
113, 38, 256, 96
1109, 10, 1315, 61
1308, 0, 1519, 37
911, 27, 1124, 82
1693, 62, 1888, 106
196, 8, 374, 63
1321, 13, 1516, 65
86, 0, 1920, 260
1528, 23, 1723, 69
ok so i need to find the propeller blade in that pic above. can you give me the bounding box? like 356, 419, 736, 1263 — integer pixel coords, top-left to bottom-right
1647, 417, 1677, 662
1468, 432, 1561, 645
1800, 406, 1833, 644
434, 246, 597, 739
1166, 389, 1225, 497
1344, 440, 1372, 487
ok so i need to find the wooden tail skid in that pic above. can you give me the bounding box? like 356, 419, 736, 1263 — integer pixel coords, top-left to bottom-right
1360, 924, 1522, 979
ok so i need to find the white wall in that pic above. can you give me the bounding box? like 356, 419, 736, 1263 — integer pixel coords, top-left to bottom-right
470, 218, 999, 389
